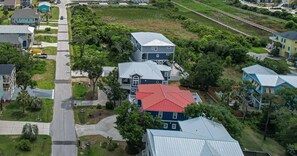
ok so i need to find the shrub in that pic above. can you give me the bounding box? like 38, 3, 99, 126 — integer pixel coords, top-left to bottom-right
17, 139, 31, 151
96, 104, 102, 109
45, 27, 51, 32
105, 102, 114, 110
101, 141, 107, 148
107, 144, 116, 151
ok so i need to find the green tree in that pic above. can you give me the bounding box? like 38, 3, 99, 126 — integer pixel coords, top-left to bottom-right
16, 90, 31, 113
16, 71, 36, 90
218, 78, 236, 105
29, 97, 43, 111
21, 123, 39, 141
115, 101, 162, 154
17, 139, 31, 151
276, 87, 297, 109
3, 10, 8, 17
236, 80, 255, 121
184, 104, 243, 140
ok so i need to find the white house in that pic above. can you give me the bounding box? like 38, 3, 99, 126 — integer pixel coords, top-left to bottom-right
0, 64, 16, 100
144, 117, 244, 156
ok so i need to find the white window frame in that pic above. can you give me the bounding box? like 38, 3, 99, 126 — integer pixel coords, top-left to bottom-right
158, 111, 163, 118
132, 76, 139, 86
163, 123, 168, 129
172, 124, 176, 129
156, 54, 159, 58
172, 112, 178, 119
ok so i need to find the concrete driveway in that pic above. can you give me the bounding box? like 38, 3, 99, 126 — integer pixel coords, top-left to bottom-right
12, 87, 54, 100
0, 120, 50, 135
75, 115, 124, 141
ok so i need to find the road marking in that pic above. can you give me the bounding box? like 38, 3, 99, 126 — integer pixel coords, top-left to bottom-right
52, 141, 77, 145
55, 79, 71, 84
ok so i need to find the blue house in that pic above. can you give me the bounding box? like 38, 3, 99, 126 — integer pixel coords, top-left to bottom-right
131, 32, 175, 64
11, 8, 40, 26
136, 84, 197, 130
144, 117, 244, 156
242, 64, 297, 109
38, 2, 50, 13
118, 61, 171, 95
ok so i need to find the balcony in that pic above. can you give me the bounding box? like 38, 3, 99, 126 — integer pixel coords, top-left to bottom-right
269, 36, 278, 42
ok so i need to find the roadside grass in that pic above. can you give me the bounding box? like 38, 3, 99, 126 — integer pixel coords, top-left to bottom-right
79, 135, 128, 156
92, 7, 198, 40
73, 106, 114, 124
173, 0, 271, 39
72, 82, 98, 100
222, 67, 242, 83
0, 99, 53, 122
0, 135, 51, 156
196, 0, 288, 32
32, 60, 56, 90
249, 47, 268, 54
40, 22, 59, 27
50, 7, 60, 20
35, 29, 58, 34
31, 47, 57, 55
35, 36, 57, 43
241, 126, 286, 156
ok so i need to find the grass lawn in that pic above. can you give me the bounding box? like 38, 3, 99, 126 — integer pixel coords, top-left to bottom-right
241, 126, 286, 156
0, 135, 51, 156
35, 36, 57, 43
73, 106, 114, 124
35, 29, 58, 34
32, 60, 56, 90
0, 99, 53, 122
173, 0, 271, 39
72, 82, 98, 100
79, 135, 128, 156
40, 22, 59, 27
92, 7, 198, 40
50, 7, 60, 20
31, 47, 57, 55
249, 47, 268, 54
222, 67, 242, 83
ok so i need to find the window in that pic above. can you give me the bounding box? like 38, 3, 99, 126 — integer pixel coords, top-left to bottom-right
288, 46, 291, 51
172, 124, 176, 129
132, 76, 139, 86
156, 54, 159, 58
158, 111, 163, 118
164, 72, 169, 77
281, 38, 283, 42
173, 112, 178, 119
163, 123, 168, 129
284, 39, 286, 43
151, 47, 158, 51
167, 47, 171, 49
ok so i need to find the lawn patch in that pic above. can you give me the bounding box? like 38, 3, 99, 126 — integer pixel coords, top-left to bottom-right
73, 106, 114, 124
35, 36, 57, 43
40, 22, 59, 27
241, 127, 286, 156
249, 47, 268, 54
0, 99, 53, 122
0, 135, 51, 156
79, 135, 128, 156
72, 82, 98, 100
50, 7, 59, 20
35, 29, 58, 34
31, 47, 57, 55
32, 60, 55, 90
222, 67, 242, 83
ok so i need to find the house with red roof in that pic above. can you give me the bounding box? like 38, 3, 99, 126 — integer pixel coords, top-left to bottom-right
136, 84, 197, 130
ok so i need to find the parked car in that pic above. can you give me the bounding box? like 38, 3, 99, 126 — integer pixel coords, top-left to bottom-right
39, 53, 48, 59
60, 16, 63, 20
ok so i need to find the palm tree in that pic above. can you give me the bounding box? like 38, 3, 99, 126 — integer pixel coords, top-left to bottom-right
16, 90, 31, 113
22, 123, 39, 141
29, 97, 43, 111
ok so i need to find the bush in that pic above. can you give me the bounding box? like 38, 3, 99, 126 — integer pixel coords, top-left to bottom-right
107, 144, 116, 151
105, 102, 114, 110
125, 144, 139, 154
17, 139, 31, 151
96, 104, 102, 109
270, 48, 280, 57
101, 141, 107, 148
45, 27, 51, 32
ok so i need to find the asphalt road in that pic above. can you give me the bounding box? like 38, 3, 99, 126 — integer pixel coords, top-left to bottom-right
51, 2, 77, 156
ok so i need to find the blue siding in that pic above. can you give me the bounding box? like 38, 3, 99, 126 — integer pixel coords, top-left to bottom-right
140, 79, 162, 84
148, 53, 170, 60
146, 111, 187, 130
142, 46, 175, 53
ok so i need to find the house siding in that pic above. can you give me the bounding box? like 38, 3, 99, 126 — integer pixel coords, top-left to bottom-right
145, 111, 186, 130
272, 34, 297, 58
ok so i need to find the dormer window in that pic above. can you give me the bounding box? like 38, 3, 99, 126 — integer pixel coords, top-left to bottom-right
132, 76, 139, 86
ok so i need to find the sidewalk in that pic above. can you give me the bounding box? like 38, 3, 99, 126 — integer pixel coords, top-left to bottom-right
0, 120, 50, 135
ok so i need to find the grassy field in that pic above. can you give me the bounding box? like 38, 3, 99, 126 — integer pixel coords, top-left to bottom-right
0, 135, 51, 156
222, 67, 242, 83
73, 106, 114, 124
35, 36, 57, 43
0, 99, 53, 122
173, 0, 271, 38
31, 47, 57, 55
249, 47, 268, 54
196, 0, 288, 32
35, 29, 58, 34
79, 135, 128, 156
32, 60, 56, 90
241, 127, 286, 156
92, 7, 198, 40
72, 82, 98, 100
51, 7, 60, 20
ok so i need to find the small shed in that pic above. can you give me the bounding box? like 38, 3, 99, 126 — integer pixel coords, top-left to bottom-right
38, 2, 51, 13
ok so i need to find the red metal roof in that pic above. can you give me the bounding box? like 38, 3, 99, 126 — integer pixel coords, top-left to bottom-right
136, 84, 195, 112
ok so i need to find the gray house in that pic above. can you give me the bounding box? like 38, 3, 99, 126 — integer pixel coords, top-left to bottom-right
4, 0, 16, 10
11, 8, 40, 26
131, 32, 175, 64
0, 64, 16, 100
118, 61, 171, 95
0, 25, 35, 49
144, 117, 244, 156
